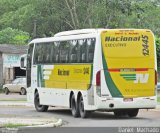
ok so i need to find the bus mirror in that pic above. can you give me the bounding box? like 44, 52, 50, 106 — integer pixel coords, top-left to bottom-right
20, 55, 26, 70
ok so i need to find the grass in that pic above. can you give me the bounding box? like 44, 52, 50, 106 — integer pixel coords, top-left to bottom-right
0, 99, 26, 102
1, 123, 29, 128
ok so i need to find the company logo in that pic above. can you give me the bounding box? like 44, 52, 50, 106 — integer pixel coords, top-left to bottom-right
120, 74, 149, 83
105, 36, 141, 42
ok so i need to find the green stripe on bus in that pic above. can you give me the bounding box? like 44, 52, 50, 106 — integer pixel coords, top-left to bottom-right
120, 74, 136, 77
125, 78, 136, 81
88, 64, 93, 90
124, 77, 136, 80
37, 65, 45, 87
102, 50, 123, 98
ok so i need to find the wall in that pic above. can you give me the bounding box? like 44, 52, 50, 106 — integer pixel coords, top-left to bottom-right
2, 54, 22, 83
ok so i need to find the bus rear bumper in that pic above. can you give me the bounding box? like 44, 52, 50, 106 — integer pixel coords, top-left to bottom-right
94, 96, 157, 110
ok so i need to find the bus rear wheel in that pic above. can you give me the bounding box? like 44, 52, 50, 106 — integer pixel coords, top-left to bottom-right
34, 92, 48, 112
78, 95, 91, 118
127, 109, 139, 117
71, 94, 80, 117
114, 110, 127, 117
114, 109, 139, 118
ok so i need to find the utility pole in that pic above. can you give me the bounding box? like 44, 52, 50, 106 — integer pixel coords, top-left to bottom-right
33, 19, 37, 39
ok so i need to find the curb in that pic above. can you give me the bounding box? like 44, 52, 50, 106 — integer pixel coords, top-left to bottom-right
0, 119, 63, 133
0, 102, 34, 107
0, 119, 63, 131
25, 119, 63, 128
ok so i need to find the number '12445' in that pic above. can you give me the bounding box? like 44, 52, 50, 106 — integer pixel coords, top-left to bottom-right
142, 35, 149, 56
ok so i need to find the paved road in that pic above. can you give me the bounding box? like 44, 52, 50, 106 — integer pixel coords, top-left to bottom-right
0, 93, 160, 127
0, 93, 26, 101
0, 106, 160, 127
49, 107, 160, 127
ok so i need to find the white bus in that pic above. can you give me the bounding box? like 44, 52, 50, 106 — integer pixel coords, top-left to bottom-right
22, 29, 157, 118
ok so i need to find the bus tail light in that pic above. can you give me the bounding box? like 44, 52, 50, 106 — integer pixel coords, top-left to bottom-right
96, 71, 101, 86
155, 70, 157, 85
96, 71, 101, 96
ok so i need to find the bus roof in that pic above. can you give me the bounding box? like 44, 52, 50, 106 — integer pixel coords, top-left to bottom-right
29, 29, 152, 45
29, 29, 104, 44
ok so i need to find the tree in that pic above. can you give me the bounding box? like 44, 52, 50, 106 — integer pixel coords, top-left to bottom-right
0, 27, 30, 45
0, 0, 159, 37
156, 37, 160, 68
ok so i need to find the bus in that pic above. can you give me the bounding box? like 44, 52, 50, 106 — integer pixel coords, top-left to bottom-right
21, 29, 157, 118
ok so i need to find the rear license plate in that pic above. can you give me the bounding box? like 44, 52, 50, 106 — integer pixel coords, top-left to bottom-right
120, 69, 135, 72
123, 98, 133, 102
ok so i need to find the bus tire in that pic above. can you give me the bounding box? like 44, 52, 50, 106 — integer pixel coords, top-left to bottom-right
114, 110, 127, 117
34, 92, 48, 112
71, 94, 80, 117
78, 95, 90, 118
127, 109, 139, 117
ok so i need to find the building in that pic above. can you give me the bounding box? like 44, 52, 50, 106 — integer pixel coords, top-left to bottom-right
0, 44, 28, 84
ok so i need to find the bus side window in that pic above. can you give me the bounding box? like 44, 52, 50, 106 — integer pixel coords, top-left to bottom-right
48, 43, 55, 64
53, 42, 60, 63
27, 43, 34, 87
59, 41, 69, 63
71, 54, 76, 63
81, 53, 86, 63
60, 54, 67, 63
88, 53, 93, 62
55, 54, 58, 63
34, 53, 38, 64
70, 40, 78, 63
39, 44, 44, 64
68, 41, 74, 63
88, 44, 95, 63
34, 44, 41, 64
80, 39, 87, 63
46, 54, 50, 63
87, 38, 95, 63
46, 43, 51, 64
